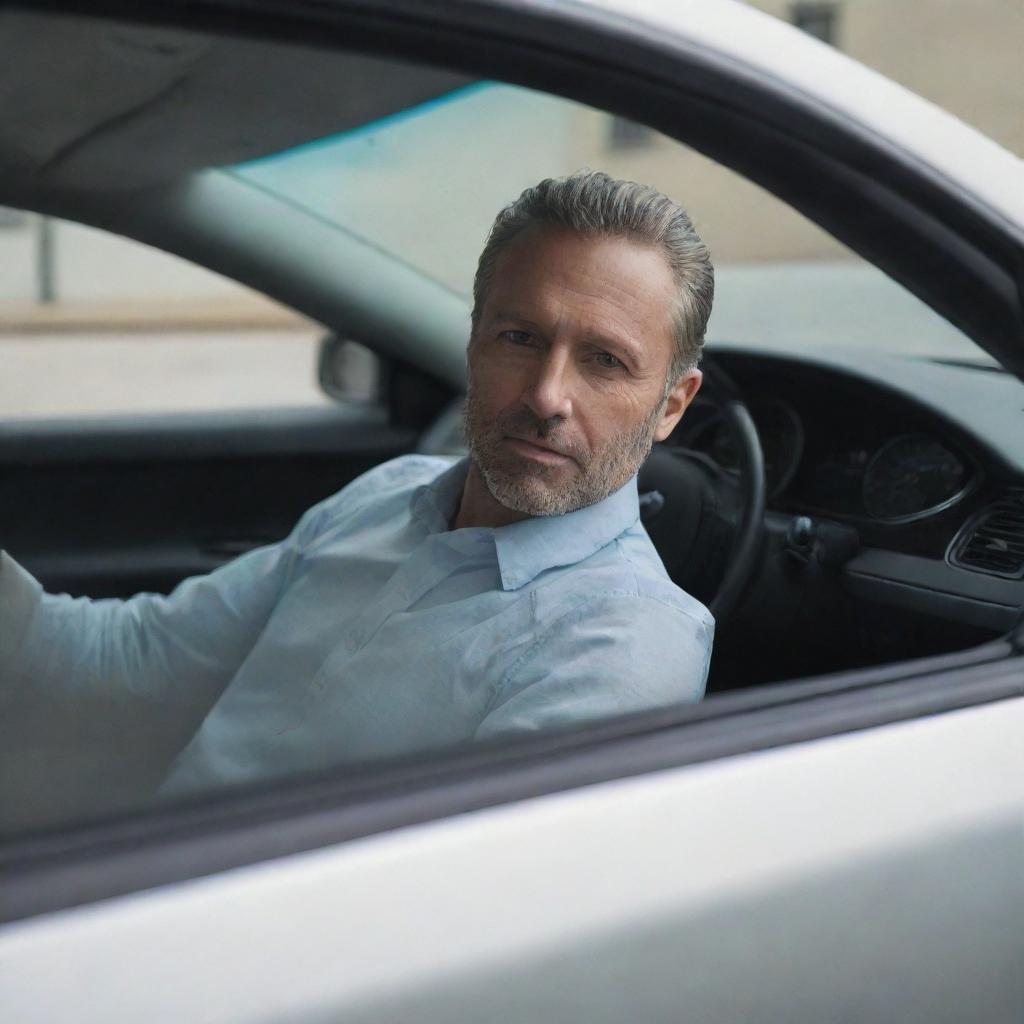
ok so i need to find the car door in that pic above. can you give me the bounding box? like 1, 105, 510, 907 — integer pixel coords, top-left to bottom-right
1, 2, 1022, 1022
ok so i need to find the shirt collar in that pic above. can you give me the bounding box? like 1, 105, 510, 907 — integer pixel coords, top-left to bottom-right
492, 474, 640, 589
412, 457, 641, 590
411, 457, 470, 532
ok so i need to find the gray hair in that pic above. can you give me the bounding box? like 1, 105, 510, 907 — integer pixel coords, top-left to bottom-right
471, 170, 714, 385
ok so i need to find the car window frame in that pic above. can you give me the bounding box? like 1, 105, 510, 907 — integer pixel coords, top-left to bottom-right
2, 0, 1023, 923
4, 634, 1022, 922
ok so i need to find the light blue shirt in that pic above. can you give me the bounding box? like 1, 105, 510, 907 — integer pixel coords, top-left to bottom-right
0, 456, 712, 802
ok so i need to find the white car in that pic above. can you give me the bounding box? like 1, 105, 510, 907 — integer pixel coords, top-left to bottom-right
1, 1, 1022, 1021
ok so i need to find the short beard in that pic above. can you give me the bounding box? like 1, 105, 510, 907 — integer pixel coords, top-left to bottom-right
463, 385, 665, 517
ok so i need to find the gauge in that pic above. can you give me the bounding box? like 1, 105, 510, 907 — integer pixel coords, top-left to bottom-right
685, 398, 804, 501
750, 399, 805, 498
862, 434, 971, 522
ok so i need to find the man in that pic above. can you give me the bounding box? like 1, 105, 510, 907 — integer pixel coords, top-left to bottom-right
0, 171, 714, 808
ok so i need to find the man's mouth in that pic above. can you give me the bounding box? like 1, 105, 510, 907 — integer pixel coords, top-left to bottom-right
502, 436, 575, 466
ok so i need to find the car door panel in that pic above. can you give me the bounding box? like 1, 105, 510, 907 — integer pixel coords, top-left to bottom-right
3, 696, 1021, 1023
0, 405, 417, 597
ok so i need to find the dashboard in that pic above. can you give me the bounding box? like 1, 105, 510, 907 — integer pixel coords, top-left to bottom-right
669, 346, 1024, 644
682, 395, 975, 524
674, 346, 1024, 562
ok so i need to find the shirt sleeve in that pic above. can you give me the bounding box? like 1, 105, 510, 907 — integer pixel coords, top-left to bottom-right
0, 496, 332, 736
475, 592, 713, 742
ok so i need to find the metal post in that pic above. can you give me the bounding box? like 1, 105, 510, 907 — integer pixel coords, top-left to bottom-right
37, 215, 56, 304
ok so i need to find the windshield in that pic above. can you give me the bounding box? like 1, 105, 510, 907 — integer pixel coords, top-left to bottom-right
232, 80, 993, 365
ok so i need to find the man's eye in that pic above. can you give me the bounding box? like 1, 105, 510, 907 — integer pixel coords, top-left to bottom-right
501, 330, 533, 345
595, 352, 624, 369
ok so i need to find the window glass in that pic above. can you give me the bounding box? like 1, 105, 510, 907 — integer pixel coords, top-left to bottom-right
233, 81, 987, 365
0, 216, 329, 420
1, 11, 1015, 842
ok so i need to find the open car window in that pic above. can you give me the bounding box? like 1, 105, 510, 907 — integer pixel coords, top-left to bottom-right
0, 223, 332, 420
0, 8, 1021, 875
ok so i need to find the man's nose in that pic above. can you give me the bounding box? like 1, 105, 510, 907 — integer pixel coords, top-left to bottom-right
523, 348, 574, 422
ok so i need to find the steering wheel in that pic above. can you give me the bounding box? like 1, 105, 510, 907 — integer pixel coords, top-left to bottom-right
637, 359, 766, 622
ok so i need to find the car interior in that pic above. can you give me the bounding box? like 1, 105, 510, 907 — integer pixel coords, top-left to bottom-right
1, 9, 1023, 839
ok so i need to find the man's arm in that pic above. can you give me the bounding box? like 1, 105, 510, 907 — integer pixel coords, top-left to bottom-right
0, 540, 310, 825
0, 495, 332, 740
475, 593, 712, 741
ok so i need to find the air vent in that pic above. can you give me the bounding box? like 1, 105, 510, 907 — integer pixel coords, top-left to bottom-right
949, 493, 1024, 579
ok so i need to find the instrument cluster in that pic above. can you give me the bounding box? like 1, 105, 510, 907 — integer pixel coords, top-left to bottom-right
675, 395, 975, 524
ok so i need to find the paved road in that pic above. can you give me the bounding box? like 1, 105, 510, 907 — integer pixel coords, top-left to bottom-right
0, 328, 331, 419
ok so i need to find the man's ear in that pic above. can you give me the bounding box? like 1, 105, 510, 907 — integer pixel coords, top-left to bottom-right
653, 368, 702, 442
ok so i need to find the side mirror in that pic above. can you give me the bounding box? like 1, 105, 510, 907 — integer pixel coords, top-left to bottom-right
317, 334, 385, 404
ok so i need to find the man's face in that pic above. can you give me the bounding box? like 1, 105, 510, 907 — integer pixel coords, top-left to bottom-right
465, 225, 702, 516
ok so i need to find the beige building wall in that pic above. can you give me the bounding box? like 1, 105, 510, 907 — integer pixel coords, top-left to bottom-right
748, 0, 1024, 156
562, 0, 1023, 266
568, 111, 852, 265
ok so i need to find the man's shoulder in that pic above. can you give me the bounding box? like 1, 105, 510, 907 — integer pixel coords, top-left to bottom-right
531, 533, 713, 638
506, 551, 714, 709
304, 455, 457, 529
345, 454, 456, 501
574, 522, 711, 624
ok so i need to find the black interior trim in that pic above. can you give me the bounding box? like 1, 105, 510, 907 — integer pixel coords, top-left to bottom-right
847, 549, 1024, 607
845, 574, 1021, 632
2, 646, 1021, 924
0, 405, 409, 464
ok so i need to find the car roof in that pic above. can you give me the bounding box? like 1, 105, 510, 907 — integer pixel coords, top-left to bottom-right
3, 1, 1020, 223
0, 10, 473, 192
